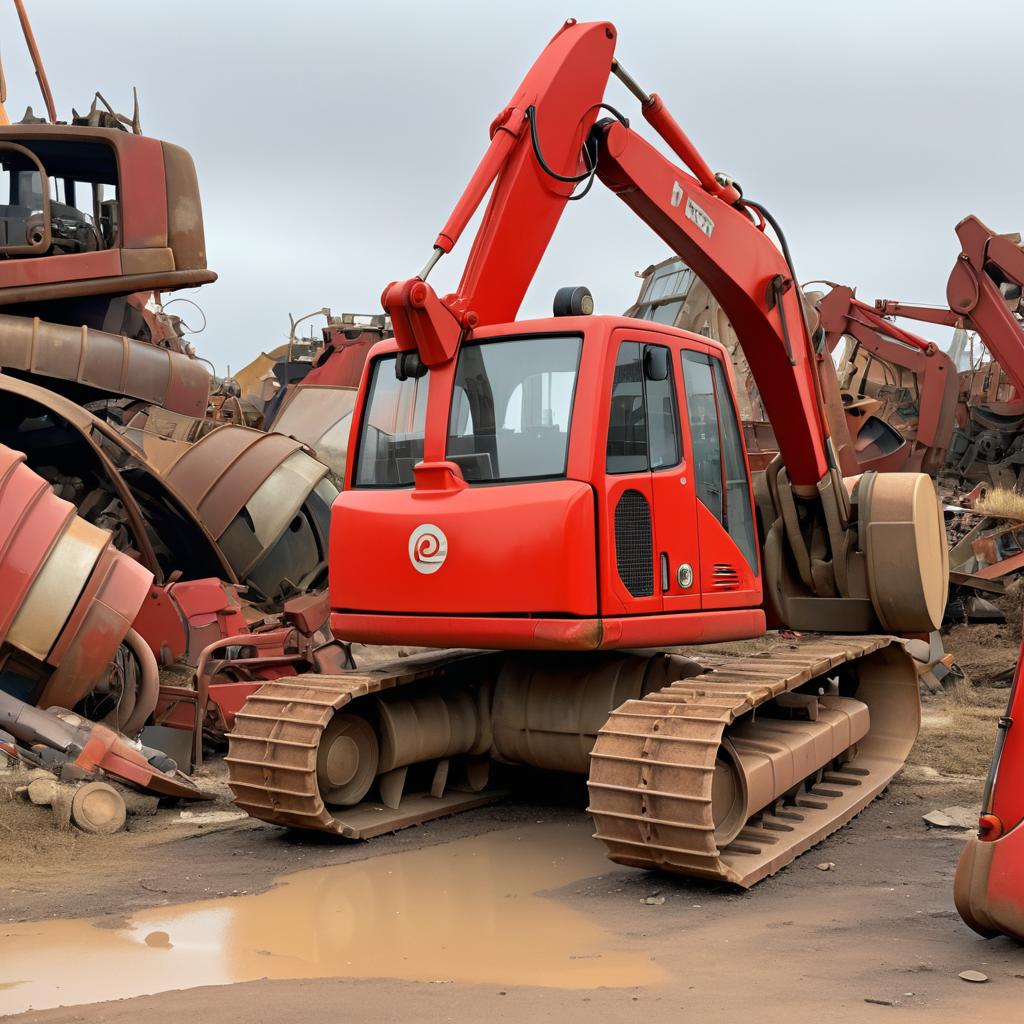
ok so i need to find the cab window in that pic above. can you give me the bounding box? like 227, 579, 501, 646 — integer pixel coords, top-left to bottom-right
606, 342, 681, 473
353, 355, 429, 487
681, 350, 758, 572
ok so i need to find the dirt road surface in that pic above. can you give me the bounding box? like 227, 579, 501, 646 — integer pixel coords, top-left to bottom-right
2, 742, 1022, 1022
3, 624, 1022, 1023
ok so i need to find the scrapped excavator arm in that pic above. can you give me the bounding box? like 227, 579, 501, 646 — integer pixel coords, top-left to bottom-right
817, 284, 958, 476
876, 215, 1024, 395
382, 18, 833, 489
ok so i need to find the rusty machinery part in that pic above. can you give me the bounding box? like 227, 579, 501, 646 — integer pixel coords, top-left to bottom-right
262, 318, 395, 482
0, 690, 204, 799
115, 627, 159, 736
815, 285, 959, 480
226, 637, 918, 888
588, 635, 918, 887
0, 372, 231, 582
0, 374, 338, 607
0, 442, 152, 710
154, 592, 347, 773
0, 122, 216, 306
69, 780, 127, 834
267, 384, 358, 484
159, 426, 338, 606
0, 313, 210, 417
78, 626, 159, 737
759, 464, 946, 636
946, 402, 1024, 490
133, 577, 249, 668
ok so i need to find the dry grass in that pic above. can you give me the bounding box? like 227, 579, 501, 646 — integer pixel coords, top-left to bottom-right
974, 487, 1024, 520
945, 621, 1018, 687
998, 577, 1024, 643
910, 681, 1008, 778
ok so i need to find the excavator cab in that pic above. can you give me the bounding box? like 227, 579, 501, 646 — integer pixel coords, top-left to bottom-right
330, 312, 764, 651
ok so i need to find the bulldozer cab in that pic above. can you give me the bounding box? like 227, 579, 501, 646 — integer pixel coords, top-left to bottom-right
331, 314, 764, 651
0, 124, 215, 305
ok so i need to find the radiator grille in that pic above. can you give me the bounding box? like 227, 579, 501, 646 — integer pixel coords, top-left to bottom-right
614, 489, 654, 597
712, 563, 740, 590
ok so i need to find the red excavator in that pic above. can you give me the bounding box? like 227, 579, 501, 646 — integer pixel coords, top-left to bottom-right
225, 19, 949, 886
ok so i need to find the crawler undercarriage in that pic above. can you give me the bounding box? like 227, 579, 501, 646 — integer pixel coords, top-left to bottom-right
227, 633, 919, 887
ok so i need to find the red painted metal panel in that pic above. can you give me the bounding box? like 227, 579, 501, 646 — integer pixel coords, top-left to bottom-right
330, 478, 598, 617
330, 608, 764, 651
0, 250, 119, 288
116, 135, 168, 249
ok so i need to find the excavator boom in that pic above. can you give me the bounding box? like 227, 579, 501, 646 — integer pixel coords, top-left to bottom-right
385, 18, 831, 486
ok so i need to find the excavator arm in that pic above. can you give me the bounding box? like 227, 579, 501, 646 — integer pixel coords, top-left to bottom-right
876, 215, 1024, 395
383, 18, 831, 488
816, 284, 958, 477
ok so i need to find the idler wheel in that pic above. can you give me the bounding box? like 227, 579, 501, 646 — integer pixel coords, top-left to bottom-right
710, 740, 748, 847
316, 713, 379, 807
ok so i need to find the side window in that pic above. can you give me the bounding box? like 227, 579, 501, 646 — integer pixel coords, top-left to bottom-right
681, 351, 723, 519
710, 357, 758, 573
681, 350, 758, 573
606, 342, 681, 473
354, 355, 429, 488
646, 355, 681, 470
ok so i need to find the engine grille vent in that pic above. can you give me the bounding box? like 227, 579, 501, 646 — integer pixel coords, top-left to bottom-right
712, 563, 740, 590
614, 489, 654, 598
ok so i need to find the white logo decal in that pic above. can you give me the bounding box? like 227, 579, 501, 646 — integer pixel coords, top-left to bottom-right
685, 196, 714, 237
670, 180, 684, 208
408, 524, 448, 575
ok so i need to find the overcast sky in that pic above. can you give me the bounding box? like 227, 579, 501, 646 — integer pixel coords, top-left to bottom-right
3, 1, 1021, 371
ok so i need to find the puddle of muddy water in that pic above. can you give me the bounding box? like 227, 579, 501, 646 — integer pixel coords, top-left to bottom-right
0, 821, 663, 1016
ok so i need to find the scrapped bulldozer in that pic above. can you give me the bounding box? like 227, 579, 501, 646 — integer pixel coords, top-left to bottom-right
0, 3, 339, 787
219, 19, 949, 887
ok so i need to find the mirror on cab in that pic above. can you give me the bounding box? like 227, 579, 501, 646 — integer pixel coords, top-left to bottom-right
643, 344, 669, 381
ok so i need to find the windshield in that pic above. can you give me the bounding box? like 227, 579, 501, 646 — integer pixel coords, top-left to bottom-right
446, 335, 582, 482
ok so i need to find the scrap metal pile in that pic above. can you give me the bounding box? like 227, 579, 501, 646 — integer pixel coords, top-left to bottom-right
0, 16, 392, 829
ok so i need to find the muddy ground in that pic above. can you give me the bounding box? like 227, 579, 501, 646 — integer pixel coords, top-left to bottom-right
1, 629, 1022, 1023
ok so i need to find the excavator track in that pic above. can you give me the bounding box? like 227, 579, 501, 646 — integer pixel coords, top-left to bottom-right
226, 650, 498, 837
227, 634, 919, 887
587, 634, 920, 887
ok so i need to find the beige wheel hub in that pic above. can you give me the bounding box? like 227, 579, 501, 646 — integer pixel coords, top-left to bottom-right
316, 714, 379, 807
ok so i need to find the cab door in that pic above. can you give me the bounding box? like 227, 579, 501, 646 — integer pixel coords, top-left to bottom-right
600, 339, 660, 616
679, 347, 762, 610
648, 339, 702, 613
599, 333, 701, 615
